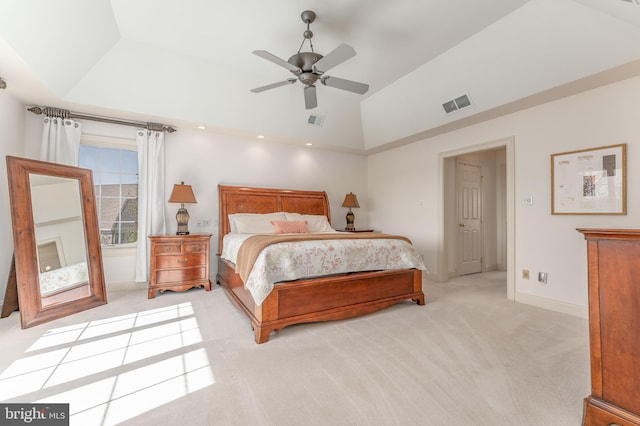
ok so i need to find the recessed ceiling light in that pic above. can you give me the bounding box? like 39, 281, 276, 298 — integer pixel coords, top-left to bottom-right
258, 135, 265, 139
197, 125, 206, 130
305, 142, 313, 146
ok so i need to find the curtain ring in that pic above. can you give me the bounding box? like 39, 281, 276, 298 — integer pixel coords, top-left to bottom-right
146, 122, 164, 132
43, 107, 70, 119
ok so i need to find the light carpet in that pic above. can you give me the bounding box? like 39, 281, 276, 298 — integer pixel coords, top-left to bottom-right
0, 271, 590, 425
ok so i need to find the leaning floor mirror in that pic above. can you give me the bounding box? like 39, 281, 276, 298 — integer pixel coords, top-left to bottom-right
4, 156, 107, 328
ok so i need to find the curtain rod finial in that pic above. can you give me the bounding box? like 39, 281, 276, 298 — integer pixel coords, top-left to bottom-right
28, 106, 44, 115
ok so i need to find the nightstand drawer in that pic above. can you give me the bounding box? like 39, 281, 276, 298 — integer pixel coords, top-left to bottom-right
155, 253, 206, 269
155, 266, 207, 284
184, 242, 208, 253
155, 243, 182, 254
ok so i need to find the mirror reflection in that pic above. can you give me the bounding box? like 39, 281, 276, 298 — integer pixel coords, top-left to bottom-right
30, 173, 90, 307
4, 155, 107, 329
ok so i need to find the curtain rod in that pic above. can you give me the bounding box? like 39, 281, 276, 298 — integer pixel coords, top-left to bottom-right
27, 106, 177, 133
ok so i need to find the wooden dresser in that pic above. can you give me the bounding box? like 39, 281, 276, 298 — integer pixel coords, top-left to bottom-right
148, 234, 212, 299
577, 228, 640, 426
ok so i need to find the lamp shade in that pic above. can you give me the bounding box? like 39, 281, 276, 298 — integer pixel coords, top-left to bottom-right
341, 192, 360, 209
168, 182, 197, 204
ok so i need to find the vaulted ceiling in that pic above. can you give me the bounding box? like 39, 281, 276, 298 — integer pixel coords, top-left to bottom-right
1, 0, 639, 153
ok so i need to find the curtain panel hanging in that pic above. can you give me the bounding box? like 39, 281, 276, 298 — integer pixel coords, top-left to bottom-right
39, 116, 81, 166
136, 129, 167, 283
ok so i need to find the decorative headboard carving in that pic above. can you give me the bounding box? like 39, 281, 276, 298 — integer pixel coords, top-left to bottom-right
217, 185, 331, 255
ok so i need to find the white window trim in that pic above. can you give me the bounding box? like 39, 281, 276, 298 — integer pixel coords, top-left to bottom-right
81, 133, 137, 150
80, 134, 138, 256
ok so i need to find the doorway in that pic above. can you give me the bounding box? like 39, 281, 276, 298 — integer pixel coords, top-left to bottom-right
438, 137, 514, 300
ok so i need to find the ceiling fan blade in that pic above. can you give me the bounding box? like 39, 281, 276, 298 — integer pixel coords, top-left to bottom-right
304, 85, 317, 109
250, 79, 297, 93
314, 43, 356, 73
321, 76, 369, 95
253, 50, 301, 73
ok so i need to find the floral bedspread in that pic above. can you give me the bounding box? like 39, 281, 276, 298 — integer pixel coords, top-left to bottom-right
222, 233, 427, 306
39, 262, 89, 296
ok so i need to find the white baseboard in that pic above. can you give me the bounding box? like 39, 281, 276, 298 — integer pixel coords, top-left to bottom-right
515, 291, 588, 319
107, 281, 146, 292
482, 264, 499, 272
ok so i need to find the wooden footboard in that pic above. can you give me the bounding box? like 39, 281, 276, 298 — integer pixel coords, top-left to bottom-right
215, 185, 426, 343
217, 257, 425, 343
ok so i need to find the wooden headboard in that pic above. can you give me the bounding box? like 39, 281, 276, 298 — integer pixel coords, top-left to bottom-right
217, 185, 331, 254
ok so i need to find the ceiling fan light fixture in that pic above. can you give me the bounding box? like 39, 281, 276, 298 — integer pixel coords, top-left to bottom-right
250, 10, 368, 109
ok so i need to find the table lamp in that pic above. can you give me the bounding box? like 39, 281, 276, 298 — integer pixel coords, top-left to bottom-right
168, 181, 197, 235
341, 192, 360, 231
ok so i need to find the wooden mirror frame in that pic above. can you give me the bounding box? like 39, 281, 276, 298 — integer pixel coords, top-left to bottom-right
5, 156, 107, 328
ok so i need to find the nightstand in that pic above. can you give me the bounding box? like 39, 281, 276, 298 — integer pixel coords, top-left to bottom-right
338, 229, 375, 233
148, 234, 212, 299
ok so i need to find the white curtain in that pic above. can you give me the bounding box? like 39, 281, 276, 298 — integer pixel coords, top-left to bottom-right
135, 129, 167, 283
39, 116, 81, 166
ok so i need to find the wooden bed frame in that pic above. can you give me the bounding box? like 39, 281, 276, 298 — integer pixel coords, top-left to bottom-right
216, 185, 425, 343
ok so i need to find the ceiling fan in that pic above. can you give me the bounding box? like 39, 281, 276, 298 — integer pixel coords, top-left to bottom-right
250, 10, 369, 109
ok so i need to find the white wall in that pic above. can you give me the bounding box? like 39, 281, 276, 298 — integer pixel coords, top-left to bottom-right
22, 112, 368, 286
0, 92, 25, 305
368, 76, 640, 314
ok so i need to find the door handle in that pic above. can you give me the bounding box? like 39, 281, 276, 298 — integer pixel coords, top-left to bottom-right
458, 223, 465, 227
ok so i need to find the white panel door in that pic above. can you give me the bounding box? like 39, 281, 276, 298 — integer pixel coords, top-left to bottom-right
457, 161, 483, 275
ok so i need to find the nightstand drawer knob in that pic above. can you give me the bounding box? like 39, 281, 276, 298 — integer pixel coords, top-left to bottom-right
177, 258, 188, 264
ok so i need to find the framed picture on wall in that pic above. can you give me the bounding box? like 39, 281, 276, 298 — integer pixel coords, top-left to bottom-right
551, 143, 626, 215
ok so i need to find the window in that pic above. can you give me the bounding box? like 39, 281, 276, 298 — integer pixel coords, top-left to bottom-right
79, 142, 138, 246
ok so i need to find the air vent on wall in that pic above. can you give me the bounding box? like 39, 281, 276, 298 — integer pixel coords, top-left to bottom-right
442, 93, 472, 114
308, 114, 325, 126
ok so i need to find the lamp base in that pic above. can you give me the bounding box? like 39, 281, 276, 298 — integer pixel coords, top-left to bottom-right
176, 206, 190, 236
345, 209, 355, 231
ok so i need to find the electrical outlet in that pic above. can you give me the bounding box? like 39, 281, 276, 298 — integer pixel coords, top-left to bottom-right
522, 269, 530, 280
195, 218, 210, 228
538, 272, 547, 284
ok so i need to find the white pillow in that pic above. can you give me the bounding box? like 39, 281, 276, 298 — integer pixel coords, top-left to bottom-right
285, 213, 334, 233
229, 212, 286, 234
